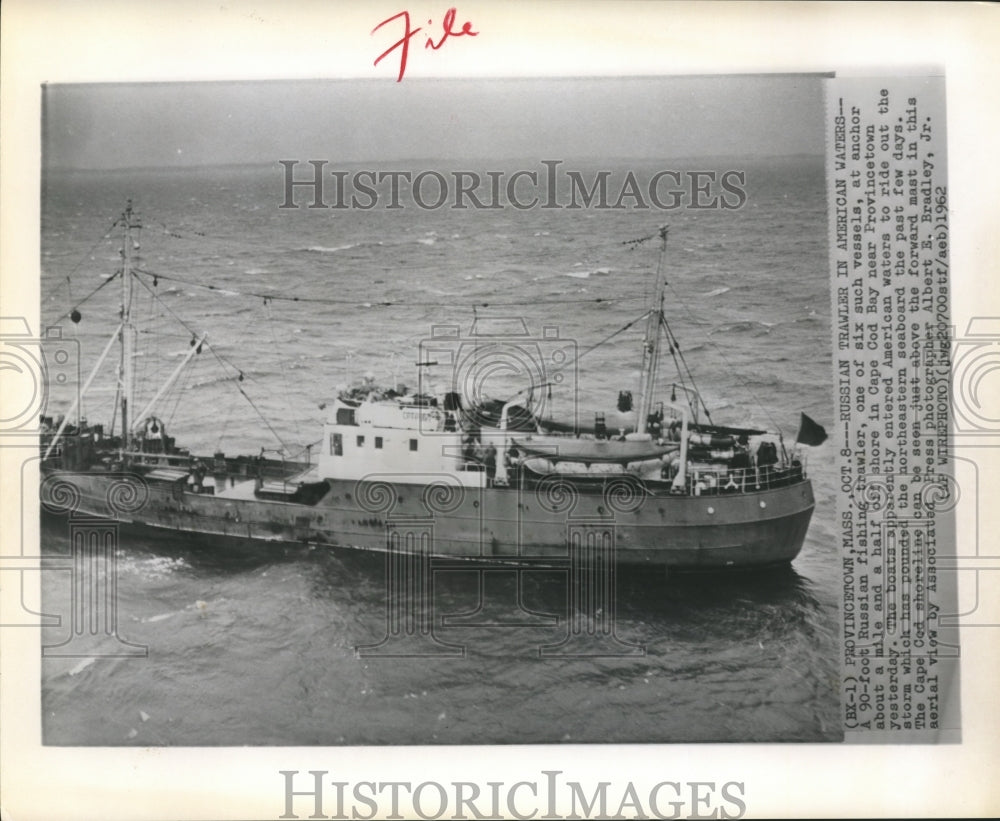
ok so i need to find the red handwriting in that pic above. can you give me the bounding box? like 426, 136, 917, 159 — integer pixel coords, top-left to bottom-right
372, 8, 478, 82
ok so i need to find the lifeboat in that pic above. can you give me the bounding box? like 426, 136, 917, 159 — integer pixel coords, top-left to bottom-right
511, 434, 678, 464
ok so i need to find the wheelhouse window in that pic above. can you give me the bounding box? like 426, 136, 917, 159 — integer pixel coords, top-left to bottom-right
336, 407, 357, 426
331, 433, 343, 456
356, 435, 365, 447
375, 437, 383, 449
409, 439, 418, 452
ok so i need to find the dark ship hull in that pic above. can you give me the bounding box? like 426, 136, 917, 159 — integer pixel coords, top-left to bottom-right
41, 463, 814, 569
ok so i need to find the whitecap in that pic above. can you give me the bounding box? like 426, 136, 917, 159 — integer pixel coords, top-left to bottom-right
305, 243, 357, 253
69, 657, 95, 676
703, 286, 731, 297
121, 555, 191, 578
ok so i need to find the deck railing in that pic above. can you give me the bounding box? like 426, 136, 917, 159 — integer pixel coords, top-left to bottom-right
686, 461, 806, 495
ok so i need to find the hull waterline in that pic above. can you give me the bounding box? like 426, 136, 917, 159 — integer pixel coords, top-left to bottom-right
41, 469, 814, 570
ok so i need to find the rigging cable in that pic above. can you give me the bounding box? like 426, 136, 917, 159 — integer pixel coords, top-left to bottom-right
659, 316, 695, 419
147, 219, 639, 273
263, 296, 303, 444
164, 352, 194, 432
659, 314, 709, 424
132, 266, 639, 308
135, 270, 162, 412
131, 271, 291, 452
214, 393, 238, 453
664, 280, 783, 435
45, 216, 122, 307
50, 270, 120, 327
549, 309, 652, 377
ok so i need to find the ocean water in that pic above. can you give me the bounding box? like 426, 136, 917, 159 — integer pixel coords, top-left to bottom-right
39, 157, 841, 744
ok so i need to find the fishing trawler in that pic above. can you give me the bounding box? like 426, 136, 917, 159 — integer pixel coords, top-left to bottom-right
40, 205, 823, 569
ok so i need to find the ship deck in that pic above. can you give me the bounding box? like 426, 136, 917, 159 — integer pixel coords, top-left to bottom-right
213, 465, 320, 500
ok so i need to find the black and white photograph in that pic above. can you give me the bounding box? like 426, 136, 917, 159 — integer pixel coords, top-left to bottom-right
2, 2, 998, 819
37, 74, 838, 748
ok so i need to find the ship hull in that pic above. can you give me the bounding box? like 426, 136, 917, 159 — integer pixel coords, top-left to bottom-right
41, 469, 815, 569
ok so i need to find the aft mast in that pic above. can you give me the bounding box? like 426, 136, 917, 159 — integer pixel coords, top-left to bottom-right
119, 200, 140, 457
636, 225, 669, 435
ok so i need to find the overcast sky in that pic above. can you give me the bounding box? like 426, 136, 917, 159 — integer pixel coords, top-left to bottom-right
42, 75, 824, 170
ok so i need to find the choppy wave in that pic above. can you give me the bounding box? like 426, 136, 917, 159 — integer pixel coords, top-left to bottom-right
562, 267, 611, 279
710, 320, 775, 336
187, 373, 245, 389
68, 657, 96, 676
304, 243, 361, 253
118, 554, 191, 578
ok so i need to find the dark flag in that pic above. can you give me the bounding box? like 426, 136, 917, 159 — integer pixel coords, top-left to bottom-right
796, 412, 828, 446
